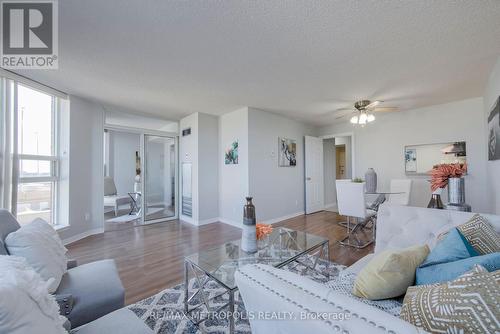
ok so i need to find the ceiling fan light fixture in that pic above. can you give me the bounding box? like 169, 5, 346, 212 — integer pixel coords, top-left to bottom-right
359, 112, 368, 124
367, 114, 375, 122
350, 115, 358, 124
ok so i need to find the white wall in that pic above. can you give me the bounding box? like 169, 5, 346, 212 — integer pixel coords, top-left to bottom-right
318, 98, 490, 213
180, 113, 199, 222
219, 108, 249, 225
484, 55, 500, 214
59, 96, 104, 242
323, 138, 336, 207
247, 108, 317, 222
179, 112, 219, 224
108, 131, 140, 195
334, 136, 352, 179
198, 113, 219, 221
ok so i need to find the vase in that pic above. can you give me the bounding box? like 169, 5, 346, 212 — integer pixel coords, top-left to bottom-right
427, 189, 444, 209
241, 197, 257, 253
365, 168, 377, 193
445, 177, 471, 212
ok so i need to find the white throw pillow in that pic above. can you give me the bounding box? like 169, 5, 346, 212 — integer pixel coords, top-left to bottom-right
0, 256, 67, 334
5, 218, 68, 293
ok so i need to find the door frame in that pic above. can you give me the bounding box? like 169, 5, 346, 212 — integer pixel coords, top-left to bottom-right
304, 136, 325, 214
320, 131, 356, 179
103, 124, 179, 225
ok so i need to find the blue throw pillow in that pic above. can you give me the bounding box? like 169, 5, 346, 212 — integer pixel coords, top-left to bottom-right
416, 252, 500, 285
420, 228, 478, 268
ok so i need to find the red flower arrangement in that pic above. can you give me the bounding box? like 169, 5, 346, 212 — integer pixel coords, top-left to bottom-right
256, 223, 273, 240
428, 163, 467, 192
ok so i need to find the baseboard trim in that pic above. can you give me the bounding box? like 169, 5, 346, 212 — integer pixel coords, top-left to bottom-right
198, 217, 220, 226
62, 228, 104, 245
261, 211, 305, 225
180, 215, 220, 226
180, 215, 195, 225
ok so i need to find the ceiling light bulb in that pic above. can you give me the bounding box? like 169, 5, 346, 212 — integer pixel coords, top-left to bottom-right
350, 116, 358, 124
359, 113, 367, 124
367, 114, 375, 122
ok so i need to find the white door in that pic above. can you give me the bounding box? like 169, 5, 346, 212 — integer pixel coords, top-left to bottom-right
305, 136, 324, 214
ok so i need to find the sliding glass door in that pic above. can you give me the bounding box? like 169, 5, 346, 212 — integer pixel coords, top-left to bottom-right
143, 135, 177, 223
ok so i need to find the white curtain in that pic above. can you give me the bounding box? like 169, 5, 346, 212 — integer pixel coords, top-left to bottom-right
0, 78, 16, 212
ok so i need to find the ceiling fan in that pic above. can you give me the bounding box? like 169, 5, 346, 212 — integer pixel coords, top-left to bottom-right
332, 100, 399, 126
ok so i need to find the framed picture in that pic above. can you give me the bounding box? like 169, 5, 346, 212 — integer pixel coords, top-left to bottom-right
225, 140, 238, 164
488, 96, 500, 161
405, 147, 417, 172
279, 137, 296, 167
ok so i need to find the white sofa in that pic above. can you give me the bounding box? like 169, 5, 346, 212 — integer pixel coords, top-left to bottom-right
236, 204, 500, 334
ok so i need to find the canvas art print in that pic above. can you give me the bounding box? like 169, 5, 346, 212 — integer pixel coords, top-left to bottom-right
488, 97, 500, 161
279, 137, 297, 167
225, 140, 239, 164
405, 148, 417, 172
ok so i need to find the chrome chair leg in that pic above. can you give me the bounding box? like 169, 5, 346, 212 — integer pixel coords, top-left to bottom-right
340, 216, 375, 249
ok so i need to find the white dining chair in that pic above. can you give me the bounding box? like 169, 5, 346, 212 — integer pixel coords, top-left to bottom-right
387, 179, 412, 206
336, 180, 376, 248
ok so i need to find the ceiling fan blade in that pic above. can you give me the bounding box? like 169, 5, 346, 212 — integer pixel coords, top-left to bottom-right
331, 109, 355, 118
365, 100, 382, 110
373, 106, 399, 113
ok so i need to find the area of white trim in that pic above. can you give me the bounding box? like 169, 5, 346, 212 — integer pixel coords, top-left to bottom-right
261, 211, 305, 225
0, 68, 68, 99
180, 214, 196, 225
198, 217, 220, 226
61, 228, 104, 245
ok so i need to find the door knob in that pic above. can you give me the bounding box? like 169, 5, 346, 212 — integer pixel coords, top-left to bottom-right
306, 177, 312, 181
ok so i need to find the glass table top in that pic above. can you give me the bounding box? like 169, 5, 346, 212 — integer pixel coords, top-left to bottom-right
185, 227, 328, 289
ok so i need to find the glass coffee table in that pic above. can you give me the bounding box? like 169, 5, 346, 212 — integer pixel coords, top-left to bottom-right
184, 227, 329, 333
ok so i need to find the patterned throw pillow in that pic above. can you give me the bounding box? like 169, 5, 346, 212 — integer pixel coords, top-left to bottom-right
436, 214, 500, 254
457, 214, 500, 255
401, 265, 500, 334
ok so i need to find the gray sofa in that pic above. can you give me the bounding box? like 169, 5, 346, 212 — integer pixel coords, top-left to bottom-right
0, 210, 151, 332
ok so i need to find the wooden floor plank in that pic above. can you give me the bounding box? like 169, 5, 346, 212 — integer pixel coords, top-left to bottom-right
67, 211, 373, 305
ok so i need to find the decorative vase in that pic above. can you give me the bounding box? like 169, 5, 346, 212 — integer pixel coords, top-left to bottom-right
445, 177, 471, 212
365, 168, 377, 193
427, 189, 444, 209
241, 197, 257, 253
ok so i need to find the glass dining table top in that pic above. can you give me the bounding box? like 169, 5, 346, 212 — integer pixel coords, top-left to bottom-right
185, 227, 328, 289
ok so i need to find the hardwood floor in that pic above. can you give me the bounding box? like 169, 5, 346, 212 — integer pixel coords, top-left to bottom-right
67, 211, 373, 305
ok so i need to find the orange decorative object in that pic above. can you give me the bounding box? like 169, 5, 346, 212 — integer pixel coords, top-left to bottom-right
256, 223, 273, 240
428, 163, 467, 192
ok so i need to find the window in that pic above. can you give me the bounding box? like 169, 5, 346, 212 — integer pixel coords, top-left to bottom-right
14, 84, 59, 225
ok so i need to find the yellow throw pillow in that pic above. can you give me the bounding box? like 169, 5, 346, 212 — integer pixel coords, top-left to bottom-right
352, 244, 430, 300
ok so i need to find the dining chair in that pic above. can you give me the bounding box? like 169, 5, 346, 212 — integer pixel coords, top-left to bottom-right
336, 180, 376, 248
387, 179, 412, 206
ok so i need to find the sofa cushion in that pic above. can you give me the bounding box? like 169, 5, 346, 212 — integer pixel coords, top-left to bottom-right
416, 252, 500, 285
0, 210, 20, 255
6, 218, 68, 293
71, 308, 152, 334
352, 244, 429, 300
375, 204, 500, 254
420, 228, 478, 268
56, 259, 125, 328
401, 265, 499, 334
236, 264, 422, 334
456, 214, 500, 255
0, 255, 67, 334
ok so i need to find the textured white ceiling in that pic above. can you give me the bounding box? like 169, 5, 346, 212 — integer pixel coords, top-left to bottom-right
16, 0, 500, 125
